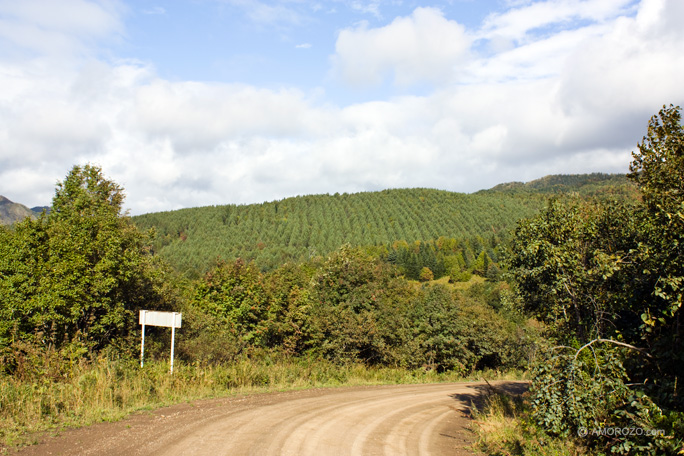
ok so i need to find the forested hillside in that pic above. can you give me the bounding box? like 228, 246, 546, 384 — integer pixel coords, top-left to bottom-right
133, 174, 636, 275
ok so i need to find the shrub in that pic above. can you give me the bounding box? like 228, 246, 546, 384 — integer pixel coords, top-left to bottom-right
530, 341, 682, 455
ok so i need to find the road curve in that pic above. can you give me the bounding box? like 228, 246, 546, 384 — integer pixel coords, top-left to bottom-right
17, 381, 527, 456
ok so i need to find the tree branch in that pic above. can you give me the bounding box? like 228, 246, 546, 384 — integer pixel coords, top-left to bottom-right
573, 338, 652, 360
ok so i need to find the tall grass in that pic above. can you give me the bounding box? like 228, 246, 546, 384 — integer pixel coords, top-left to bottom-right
1, 355, 518, 450
472, 392, 584, 456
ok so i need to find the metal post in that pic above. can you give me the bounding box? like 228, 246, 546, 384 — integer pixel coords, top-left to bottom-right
140, 310, 146, 368
170, 312, 177, 374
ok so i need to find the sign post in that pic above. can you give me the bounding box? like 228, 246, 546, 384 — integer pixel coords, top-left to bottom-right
140, 310, 146, 368
139, 310, 182, 374
170, 312, 177, 374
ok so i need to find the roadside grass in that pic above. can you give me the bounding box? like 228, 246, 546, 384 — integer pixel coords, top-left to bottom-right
0, 355, 524, 451
472, 392, 585, 456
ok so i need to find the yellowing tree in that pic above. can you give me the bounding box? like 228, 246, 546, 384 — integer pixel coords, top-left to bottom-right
419, 267, 434, 282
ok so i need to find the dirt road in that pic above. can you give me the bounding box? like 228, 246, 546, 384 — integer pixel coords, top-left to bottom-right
16, 381, 526, 456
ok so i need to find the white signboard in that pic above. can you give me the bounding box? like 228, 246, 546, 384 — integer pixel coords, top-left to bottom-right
139, 310, 182, 328
139, 310, 182, 374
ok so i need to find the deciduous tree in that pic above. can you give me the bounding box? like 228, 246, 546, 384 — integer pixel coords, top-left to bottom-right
0, 165, 164, 357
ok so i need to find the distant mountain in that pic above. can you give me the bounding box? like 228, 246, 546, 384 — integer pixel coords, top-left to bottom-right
477, 173, 638, 200
0, 195, 36, 225
133, 173, 638, 275
31, 206, 51, 216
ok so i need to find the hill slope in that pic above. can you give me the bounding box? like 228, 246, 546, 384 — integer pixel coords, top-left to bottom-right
133, 173, 636, 275
0, 195, 36, 226
478, 173, 638, 199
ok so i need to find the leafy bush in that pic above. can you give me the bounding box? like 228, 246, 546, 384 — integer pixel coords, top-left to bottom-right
192, 258, 269, 346
531, 341, 682, 455
530, 344, 629, 436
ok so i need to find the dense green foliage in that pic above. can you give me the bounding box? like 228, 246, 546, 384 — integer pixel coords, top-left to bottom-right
507, 105, 684, 455
509, 198, 640, 341
182, 246, 535, 373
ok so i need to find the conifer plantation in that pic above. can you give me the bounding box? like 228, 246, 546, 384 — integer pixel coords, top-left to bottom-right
133, 173, 636, 276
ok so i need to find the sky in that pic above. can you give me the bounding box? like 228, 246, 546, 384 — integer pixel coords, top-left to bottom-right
1, 0, 683, 215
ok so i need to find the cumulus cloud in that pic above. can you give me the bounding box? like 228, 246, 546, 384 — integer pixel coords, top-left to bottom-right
1, 0, 683, 215
557, 0, 684, 114
331, 7, 471, 87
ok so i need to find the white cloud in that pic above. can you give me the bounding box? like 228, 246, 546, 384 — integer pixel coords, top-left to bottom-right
480, 0, 636, 41
349, 1, 382, 18
331, 7, 471, 87
554, 0, 684, 137
129, 81, 336, 151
